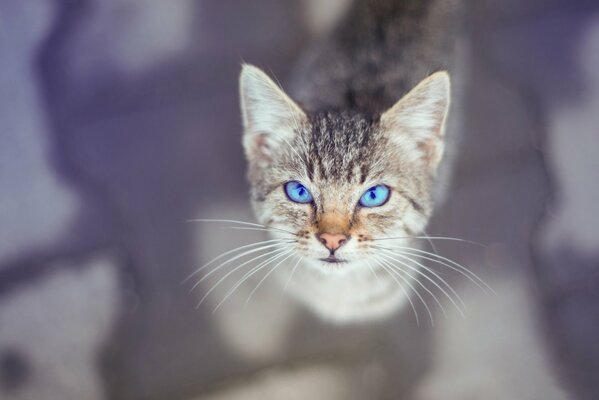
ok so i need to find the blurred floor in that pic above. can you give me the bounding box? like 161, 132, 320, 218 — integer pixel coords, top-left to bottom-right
0, 1, 598, 399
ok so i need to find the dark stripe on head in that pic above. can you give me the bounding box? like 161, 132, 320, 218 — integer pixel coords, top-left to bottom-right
396, 189, 426, 214
360, 163, 368, 184
307, 158, 314, 181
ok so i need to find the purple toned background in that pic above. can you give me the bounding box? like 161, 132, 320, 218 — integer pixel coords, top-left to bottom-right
0, 1, 598, 399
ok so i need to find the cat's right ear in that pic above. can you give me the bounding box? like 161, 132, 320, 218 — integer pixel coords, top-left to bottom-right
380, 71, 451, 174
239, 64, 306, 166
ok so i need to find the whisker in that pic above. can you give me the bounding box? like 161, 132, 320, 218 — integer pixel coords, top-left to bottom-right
364, 259, 384, 289
283, 256, 303, 294
220, 226, 295, 236
377, 253, 449, 318
198, 247, 289, 309
378, 245, 493, 294
375, 255, 435, 326
182, 238, 294, 284
378, 248, 467, 306
186, 218, 265, 227
187, 218, 297, 236
211, 250, 290, 312
211, 249, 292, 312
422, 229, 439, 254
374, 236, 487, 247
191, 244, 288, 293
245, 252, 296, 307
378, 250, 461, 316
371, 257, 421, 326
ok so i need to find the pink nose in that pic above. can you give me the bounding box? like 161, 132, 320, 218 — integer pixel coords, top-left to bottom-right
318, 233, 348, 252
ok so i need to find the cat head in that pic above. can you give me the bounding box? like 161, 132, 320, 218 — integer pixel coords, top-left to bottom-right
239, 64, 450, 272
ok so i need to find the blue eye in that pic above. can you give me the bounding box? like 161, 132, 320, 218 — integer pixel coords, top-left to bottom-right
284, 181, 313, 203
359, 185, 390, 207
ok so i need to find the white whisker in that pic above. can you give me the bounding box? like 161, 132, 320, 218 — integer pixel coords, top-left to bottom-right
186, 218, 264, 227
375, 255, 435, 326
187, 218, 297, 236
371, 256, 422, 326
191, 243, 282, 291
422, 229, 439, 254
364, 258, 384, 289
374, 236, 486, 247
211, 251, 288, 312
245, 252, 296, 307
378, 251, 459, 317
377, 253, 449, 317
183, 238, 294, 284
283, 256, 303, 294
220, 226, 295, 236
379, 245, 493, 293
212, 249, 292, 312
198, 247, 289, 309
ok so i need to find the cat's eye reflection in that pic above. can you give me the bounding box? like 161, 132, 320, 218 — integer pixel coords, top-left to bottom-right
284, 181, 313, 203
359, 185, 390, 207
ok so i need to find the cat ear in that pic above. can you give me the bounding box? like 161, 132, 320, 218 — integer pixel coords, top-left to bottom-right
380, 71, 451, 173
239, 64, 306, 166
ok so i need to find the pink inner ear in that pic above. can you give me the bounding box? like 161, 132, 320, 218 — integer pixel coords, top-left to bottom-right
250, 133, 273, 163
418, 137, 442, 171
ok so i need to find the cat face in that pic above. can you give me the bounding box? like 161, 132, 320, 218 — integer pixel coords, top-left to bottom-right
238, 64, 450, 321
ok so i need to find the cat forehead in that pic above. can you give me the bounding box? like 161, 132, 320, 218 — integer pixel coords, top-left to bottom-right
308, 112, 376, 143
300, 112, 387, 182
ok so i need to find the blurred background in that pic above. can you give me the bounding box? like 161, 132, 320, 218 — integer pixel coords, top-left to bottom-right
1, 0, 598, 399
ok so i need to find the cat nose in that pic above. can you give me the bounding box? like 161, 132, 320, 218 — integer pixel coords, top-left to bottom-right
318, 233, 348, 252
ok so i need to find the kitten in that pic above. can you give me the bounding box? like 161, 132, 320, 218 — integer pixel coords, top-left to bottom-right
239, 0, 461, 323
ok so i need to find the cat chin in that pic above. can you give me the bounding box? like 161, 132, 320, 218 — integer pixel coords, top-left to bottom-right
302, 257, 368, 275
294, 282, 410, 324
275, 260, 412, 323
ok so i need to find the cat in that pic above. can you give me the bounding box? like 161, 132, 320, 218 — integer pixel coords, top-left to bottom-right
238, 0, 462, 323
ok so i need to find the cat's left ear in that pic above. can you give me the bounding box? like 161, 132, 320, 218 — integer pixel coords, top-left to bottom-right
239, 64, 307, 166
380, 71, 451, 173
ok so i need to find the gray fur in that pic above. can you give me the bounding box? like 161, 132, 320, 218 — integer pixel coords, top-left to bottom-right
238, 0, 462, 322
290, 0, 461, 114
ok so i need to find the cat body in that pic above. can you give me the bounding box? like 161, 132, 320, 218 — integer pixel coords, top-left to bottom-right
239, 0, 462, 323
291, 0, 461, 114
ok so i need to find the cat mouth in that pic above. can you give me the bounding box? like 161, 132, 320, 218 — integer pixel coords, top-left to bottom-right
319, 256, 348, 264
